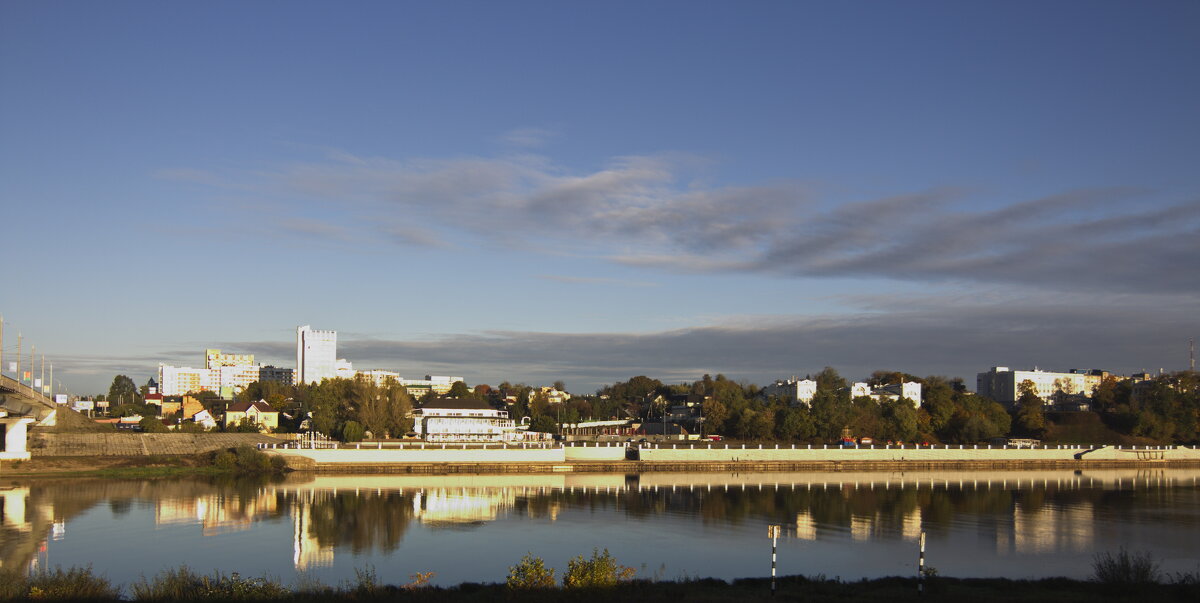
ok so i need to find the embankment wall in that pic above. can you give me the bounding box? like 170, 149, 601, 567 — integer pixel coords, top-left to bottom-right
29, 433, 283, 456
268, 444, 1200, 472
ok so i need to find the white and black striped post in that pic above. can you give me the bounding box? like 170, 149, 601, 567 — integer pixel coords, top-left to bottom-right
918, 530, 926, 595
769, 524, 781, 596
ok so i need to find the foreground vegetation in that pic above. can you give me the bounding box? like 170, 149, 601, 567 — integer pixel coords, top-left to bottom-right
1, 549, 1197, 602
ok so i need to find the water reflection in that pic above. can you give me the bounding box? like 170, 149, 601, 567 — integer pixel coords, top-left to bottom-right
2, 468, 1199, 582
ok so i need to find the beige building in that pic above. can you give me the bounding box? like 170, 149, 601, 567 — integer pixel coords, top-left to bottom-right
224, 400, 279, 432
205, 349, 255, 369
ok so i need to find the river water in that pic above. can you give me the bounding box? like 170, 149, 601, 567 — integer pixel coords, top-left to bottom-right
3, 468, 1199, 587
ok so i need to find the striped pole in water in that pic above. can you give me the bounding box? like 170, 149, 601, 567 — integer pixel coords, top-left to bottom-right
918, 531, 926, 595
769, 525, 781, 596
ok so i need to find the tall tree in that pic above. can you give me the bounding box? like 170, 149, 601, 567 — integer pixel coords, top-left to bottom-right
107, 375, 139, 405
447, 381, 471, 398
814, 367, 848, 392
1014, 379, 1045, 436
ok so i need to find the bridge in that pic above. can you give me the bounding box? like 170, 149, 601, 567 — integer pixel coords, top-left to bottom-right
0, 372, 57, 423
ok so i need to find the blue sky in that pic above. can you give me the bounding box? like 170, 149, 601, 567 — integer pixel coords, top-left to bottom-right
2, 1, 1197, 395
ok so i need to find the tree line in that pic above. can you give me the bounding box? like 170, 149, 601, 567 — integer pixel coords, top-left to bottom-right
94, 367, 1199, 444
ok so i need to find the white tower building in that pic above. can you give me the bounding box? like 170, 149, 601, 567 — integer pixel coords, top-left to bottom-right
296, 325, 337, 385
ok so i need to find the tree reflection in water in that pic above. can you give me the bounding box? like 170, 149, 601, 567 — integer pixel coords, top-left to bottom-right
3, 469, 1200, 581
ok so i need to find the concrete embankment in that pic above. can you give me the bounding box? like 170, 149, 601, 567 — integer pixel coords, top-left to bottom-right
28, 432, 285, 456
269, 443, 1200, 473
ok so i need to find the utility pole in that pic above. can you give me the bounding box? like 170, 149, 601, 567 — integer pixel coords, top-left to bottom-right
16, 333, 21, 385
1191, 338, 1195, 372
41, 353, 46, 397
0, 314, 4, 377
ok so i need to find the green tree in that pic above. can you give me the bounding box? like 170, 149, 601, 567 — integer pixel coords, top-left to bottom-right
880, 398, 919, 442
107, 375, 139, 406
810, 388, 851, 440
702, 399, 729, 435
447, 381, 471, 398
529, 415, 557, 434
775, 407, 815, 441
563, 549, 635, 588
921, 377, 957, 434
138, 415, 169, 433
384, 381, 414, 436
814, 367, 848, 392
342, 420, 366, 442
507, 554, 556, 590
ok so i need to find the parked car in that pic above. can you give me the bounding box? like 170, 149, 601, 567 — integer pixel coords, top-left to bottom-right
705, 435, 723, 441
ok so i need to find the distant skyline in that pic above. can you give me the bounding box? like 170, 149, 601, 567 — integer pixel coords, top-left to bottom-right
2, 1, 1197, 394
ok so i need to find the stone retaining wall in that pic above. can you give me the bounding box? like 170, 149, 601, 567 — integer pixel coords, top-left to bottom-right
636, 444, 1200, 463
29, 433, 283, 456
273, 447, 567, 466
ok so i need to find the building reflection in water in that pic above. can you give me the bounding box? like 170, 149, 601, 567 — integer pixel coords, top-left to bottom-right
1, 468, 1199, 577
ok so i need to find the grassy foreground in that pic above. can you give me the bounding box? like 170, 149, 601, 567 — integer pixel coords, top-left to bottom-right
2, 568, 1198, 602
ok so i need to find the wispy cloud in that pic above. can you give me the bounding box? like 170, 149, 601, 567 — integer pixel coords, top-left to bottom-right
170, 149, 1200, 294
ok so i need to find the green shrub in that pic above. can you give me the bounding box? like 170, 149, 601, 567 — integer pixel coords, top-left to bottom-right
507, 553, 556, 590
25, 565, 120, 600
0, 568, 27, 600
342, 420, 365, 442
131, 565, 288, 600
562, 548, 635, 589
210, 446, 286, 475
1092, 548, 1161, 585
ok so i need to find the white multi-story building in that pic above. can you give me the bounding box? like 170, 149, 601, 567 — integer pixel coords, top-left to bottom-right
976, 366, 1106, 406
335, 359, 355, 379
412, 399, 516, 442
357, 369, 400, 387
159, 360, 262, 397
296, 325, 337, 385
158, 364, 220, 396
763, 378, 818, 406
217, 364, 261, 397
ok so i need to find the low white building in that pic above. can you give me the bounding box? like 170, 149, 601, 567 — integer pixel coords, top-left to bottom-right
397, 375, 465, 397
850, 382, 923, 406
412, 399, 516, 442
334, 359, 356, 379
763, 378, 818, 406
357, 369, 400, 387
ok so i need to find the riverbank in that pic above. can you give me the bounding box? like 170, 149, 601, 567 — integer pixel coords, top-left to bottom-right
0, 455, 216, 478
0, 570, 1193, 602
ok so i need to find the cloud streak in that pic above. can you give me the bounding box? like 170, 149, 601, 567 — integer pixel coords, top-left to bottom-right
175, 149, 1199, 294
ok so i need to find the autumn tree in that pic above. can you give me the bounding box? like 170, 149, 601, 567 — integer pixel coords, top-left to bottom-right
1013, 379, 1045, 437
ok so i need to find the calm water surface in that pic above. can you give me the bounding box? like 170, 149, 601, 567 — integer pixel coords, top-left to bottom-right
3, 468, 1199, 586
